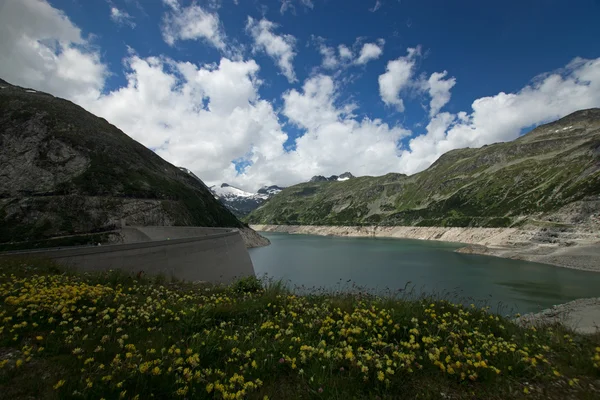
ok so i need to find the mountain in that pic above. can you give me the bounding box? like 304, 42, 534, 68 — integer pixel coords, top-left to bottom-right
210, 183, 284, 217
246, 109, 600, 228
257, 185, 285, 196
309, 172, 355, 183
0, 78, 266, 246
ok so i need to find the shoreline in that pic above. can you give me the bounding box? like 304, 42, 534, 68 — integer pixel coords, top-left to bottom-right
250, 224, 600, 272
516, 297, 600, 334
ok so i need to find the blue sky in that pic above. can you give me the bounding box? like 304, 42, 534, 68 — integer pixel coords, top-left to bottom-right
1, 0, 600, 190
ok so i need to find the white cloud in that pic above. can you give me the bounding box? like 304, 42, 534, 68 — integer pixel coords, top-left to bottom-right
378, 47, 420, 111
319, 44, 338, 69
110, 6, 135, 28
0, 0, 106, 103
84, 56, 288, 187
280, 0, 314, 14
338, 45, 353, 60
369, 0, 382, 12
161, 0, 225, 49
425, 70, 456, 117
3, 1, 600, 194
355, 40, 384, 65
246, 17, 296, 82
244, 74, 410, 186
397, 57, 600, 174
85, 61, 408, 190
280, 0, 293, 14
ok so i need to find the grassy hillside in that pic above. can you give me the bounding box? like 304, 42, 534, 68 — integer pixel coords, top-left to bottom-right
0, 79, 242, 244
0, 257, 599, 399
246, 109, 600, 227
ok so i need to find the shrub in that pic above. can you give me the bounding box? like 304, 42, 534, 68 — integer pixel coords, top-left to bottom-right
231, 275, 263, 293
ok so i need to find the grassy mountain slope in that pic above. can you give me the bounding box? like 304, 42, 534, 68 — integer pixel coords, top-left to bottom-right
246, 109, 600, 228
0, 79, 243, 244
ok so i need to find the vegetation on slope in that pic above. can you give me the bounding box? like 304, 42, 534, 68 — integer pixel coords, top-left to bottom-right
1, 257, 599, 399
246, 109, 600, 228
0, 79, 242, 244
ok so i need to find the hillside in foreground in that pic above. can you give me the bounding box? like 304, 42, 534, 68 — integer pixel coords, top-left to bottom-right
0, 257, 598, 399
0, 79, 253, 247
246, 109, 600, 228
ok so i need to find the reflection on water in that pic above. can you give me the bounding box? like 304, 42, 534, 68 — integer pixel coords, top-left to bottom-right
249, 232, 600, 314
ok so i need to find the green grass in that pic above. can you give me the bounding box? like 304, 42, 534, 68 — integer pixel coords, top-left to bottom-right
0, 257, 599, 399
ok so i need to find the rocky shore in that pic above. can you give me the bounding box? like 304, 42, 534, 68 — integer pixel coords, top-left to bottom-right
250, 224, 600, 271
238, 227, 271, 248
516, 297, 600, 334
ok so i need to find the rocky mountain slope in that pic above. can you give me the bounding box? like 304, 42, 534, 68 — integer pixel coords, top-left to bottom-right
309, 172, 355, 182
209, 183, 284, 217
246, 109, 600, 228
0, 78, 268, 247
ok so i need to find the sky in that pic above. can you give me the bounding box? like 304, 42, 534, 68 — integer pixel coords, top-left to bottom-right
1, 0, 600, 192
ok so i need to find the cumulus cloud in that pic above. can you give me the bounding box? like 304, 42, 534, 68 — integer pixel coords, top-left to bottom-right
265, 75, 410, 184
246, 17, 296, 82
161, 0, 225, 49
110, 6, 135, 28
425, 71, 456, 117
84, 56, 288, 187
378, 47, 420, 111
85, 63, 409, 190
3, 1, 600, 192
0, 0, 107, 103
355, 40, 384, 65
397, 57, 600, 174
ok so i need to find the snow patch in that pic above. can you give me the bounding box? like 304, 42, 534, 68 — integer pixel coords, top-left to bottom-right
337, 177, 350, 181
264, 187, 282, 195
211, 184, 269, 200
26, 90, 37, 93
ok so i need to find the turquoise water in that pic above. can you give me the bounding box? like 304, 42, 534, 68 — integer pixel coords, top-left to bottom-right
249, 232, 600, 314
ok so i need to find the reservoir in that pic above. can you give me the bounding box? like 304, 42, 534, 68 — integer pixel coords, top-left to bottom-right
249, 232, 600, 314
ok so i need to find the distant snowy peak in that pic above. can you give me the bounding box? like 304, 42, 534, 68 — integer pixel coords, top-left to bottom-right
178, 167, 284, 217
310, 172, 355, 182
211, 183, 268, 200
208, 183, 285, 217
257, 185, 285, 196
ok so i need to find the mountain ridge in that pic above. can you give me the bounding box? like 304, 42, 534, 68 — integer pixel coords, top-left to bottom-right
246, 109, 600, 228
209, 183, 284, 217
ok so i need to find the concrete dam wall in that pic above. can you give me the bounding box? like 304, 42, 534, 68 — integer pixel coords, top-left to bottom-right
1, 227, 255, 284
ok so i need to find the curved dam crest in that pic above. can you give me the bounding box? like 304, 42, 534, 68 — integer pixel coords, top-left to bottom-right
0, 226, 256, 284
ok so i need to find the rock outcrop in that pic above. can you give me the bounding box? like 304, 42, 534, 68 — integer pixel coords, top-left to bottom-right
0, 79, 269, 248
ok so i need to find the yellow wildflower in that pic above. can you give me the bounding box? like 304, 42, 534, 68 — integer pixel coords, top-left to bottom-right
53, 380, 65, 390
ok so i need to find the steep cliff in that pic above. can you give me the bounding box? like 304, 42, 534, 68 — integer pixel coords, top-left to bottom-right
0, 79, 268, 247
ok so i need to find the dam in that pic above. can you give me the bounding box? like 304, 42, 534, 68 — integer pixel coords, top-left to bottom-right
0, 226, 255, 284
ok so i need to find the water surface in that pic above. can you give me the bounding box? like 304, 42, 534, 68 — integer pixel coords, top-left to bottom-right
249, 232, 600, 314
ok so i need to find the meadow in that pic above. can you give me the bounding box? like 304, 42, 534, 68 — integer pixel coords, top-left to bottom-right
0, 257, 598, 399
